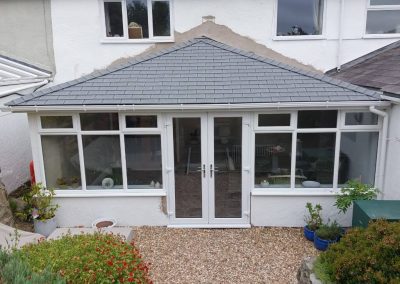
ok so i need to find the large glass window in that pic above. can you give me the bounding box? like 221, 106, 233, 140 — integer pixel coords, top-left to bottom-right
339, 132, 379, 185
125, 135, 162, 188
82, 135, 122, 189
277, 0, 324, 36
345, 112, 378, 126
296, 133, 336, 188
255, 133, 292, 188
366, 1, 400, 34
103, 0, 172, 40
41, 136, 81, 189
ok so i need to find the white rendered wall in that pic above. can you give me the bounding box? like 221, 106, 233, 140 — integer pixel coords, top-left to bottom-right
251, 195, 352, 227
383, 104, 400, 200
50, 0, 400, 83
0, 94, 32, 192
54, 196, 168, 227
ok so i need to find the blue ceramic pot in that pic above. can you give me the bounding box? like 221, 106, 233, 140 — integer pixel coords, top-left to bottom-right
314, 235, 338, 251
304, 226, 315, 241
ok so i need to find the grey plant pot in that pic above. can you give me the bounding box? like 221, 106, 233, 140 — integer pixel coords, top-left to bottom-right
34, 217, 57, 237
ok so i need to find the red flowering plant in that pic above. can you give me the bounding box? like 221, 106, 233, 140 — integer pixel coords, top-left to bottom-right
19, 232, 152, 283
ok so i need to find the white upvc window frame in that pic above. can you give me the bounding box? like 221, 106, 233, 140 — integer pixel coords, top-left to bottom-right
363, 0, 400, 38
36, 112, 166, 196
100, 0, 174, 43
251, 108, 382, 196
272, 0, 327, 41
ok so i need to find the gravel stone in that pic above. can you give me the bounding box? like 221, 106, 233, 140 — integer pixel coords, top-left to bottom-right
134, 227, 318, 283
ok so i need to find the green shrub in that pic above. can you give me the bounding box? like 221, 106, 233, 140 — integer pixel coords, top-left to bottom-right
335, 180, 378, 214
305, 202, 323, 231
315, 221, 342, 241
19, 232, 152, 283
314, 220, 400, 284
0, 249, 65, 284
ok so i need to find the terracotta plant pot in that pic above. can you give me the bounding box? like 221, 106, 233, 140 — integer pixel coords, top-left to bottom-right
34, 217, 57, 237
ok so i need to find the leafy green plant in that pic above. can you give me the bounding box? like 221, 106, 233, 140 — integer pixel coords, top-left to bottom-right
15, 183, 59, 221
304, 202, 323, 231
335, 180, 378, 214
314, 220, 400, 284
315, 221, 342, 241
19, 233, 152, 283
0, 250, 65, 284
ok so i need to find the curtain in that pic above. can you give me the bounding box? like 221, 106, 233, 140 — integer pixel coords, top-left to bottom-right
313, 0, 324, 34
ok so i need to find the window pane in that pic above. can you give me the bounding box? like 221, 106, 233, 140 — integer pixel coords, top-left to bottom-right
298, 110, 337, 128
41, 116, 73, 129
366, 10, 400, 34
127, 0, 149, 39
345, 112, 378, 126
41, 136, 81, 189
125, 135, 162, 188
82, 135, 122, 189
370, 0, 400, 5
255, 133, 292, 188
126, 115, 157, 128
104, 2, 124, 37
80, 113, 119, 131
277, 0, 324, 36
296, 133, 336, 187
152, 1, 171, 36
339, 132, 378, 186
258, 114, 291, 127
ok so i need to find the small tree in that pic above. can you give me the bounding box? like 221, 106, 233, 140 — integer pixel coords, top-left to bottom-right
335, 179, 378, 214
305, 202, 323, 231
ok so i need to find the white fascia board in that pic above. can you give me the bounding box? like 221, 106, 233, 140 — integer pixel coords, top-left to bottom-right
6, 100, 391, 113
381, 94, 400, 104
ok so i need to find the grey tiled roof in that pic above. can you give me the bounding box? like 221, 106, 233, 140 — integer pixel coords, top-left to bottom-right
8, 37, 381, 107
328, 40, 400, 96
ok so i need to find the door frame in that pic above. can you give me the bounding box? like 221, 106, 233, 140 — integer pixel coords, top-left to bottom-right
165, 112, 251, 228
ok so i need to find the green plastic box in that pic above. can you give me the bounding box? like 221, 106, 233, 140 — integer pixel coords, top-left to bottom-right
352, 200, 400, 228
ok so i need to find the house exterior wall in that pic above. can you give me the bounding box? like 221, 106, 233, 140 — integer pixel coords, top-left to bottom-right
50, 0, 400, 83
0, 0, 55, 71
384, 104, 400, 200
0, 95, 32, 192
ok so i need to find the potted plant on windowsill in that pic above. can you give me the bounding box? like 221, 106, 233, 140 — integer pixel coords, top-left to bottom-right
304, 202, 323, 241
16, 183, 59, 237
314, 221, 342, 251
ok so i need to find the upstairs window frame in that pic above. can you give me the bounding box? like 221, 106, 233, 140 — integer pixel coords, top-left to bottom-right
365, 0, 400, 37
273, 0, 327, 41
100, 0, 174, 43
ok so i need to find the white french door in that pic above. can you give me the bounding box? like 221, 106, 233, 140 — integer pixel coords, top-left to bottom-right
166, 113, 250, 227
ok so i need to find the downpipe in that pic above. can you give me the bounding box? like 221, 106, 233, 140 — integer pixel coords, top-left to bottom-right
369, 106, 388, 198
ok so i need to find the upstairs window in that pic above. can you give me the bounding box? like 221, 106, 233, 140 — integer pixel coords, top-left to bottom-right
366, 0, 400, 34
276, 0, 324, 36
102, 0, 172, 41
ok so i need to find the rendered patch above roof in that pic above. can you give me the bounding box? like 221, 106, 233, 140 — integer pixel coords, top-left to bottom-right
8, 37, 381, 107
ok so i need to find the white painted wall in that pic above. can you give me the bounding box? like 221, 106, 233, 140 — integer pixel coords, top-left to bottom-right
384, 104, 400, 200
50, 0, 400, 83
251, 195, 352, 227
0, 94, 32, 192
54, 196, 168, 227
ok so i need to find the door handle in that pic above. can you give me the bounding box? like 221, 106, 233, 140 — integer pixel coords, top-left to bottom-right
196, 164, 206, 178
210, 164, 213, 178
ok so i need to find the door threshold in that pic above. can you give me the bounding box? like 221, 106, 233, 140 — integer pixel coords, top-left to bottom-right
168, 224, 251, 229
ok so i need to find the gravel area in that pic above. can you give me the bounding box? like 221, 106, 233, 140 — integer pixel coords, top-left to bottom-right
134, 227, 318, 283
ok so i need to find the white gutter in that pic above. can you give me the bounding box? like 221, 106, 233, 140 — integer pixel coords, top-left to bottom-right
3, 100, 391, 113
381, 94, 400, 104
0, 79, 49, 99
369, 106, 389, 198
336, 0, 344, 71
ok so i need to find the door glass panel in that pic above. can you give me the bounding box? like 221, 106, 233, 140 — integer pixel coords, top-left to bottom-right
214, 117, 242, 218
173, 118, 202, 218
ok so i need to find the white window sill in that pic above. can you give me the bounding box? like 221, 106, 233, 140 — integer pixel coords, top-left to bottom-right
54, 189, 166, 197
251, 188, 338, 196
272, 35, 326, 41
100, 38, 175, 44
363, 34, 400, 39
